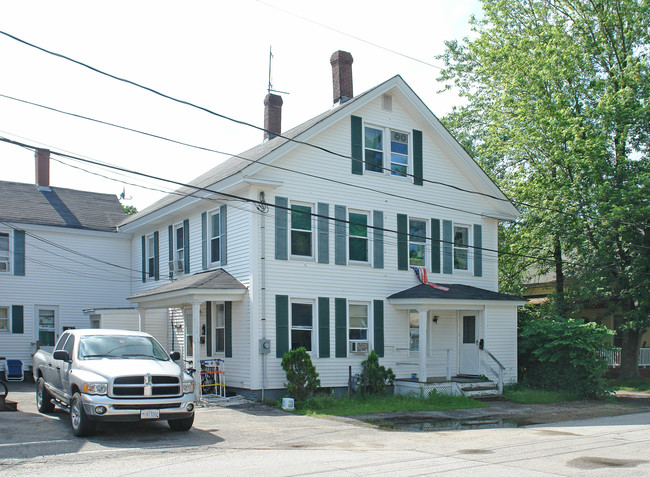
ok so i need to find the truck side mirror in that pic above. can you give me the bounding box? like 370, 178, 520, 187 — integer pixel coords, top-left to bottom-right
53, 350, 71, 362
170, 351, 181, 361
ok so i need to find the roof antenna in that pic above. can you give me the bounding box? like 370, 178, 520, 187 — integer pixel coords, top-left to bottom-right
267, 46, 289, 95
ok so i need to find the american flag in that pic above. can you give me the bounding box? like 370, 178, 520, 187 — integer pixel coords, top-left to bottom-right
411, 266, 449, 291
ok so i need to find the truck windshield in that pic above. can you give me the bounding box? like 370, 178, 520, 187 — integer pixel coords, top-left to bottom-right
79, 335, 169, 361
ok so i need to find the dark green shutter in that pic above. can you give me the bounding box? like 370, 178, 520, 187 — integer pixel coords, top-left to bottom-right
335, 298, 347, 358
373, 300, 384, 357
275, 197, 288, 260
206, 301, 212, 357
413, 129, 423, 186
153, 231, 159, 281
431, 219, 441, 273
335, 205, 346, 265
397, 214, 408, 270
351, 115, 363, 175
220, 205, 228, 266
201, 212, 207, 270
183, 219, 190, 274
225, 301, 232, 358
443, 220, 453, 274
168, 225, 174, 279
474, 224, 482, 277
141, 235, 146, 283
13, 230, 25, 276
317, 202, 329, 263
276, 295, 289, 358
318, 297, 330, 358
11, 305, 23, 334
373, 210, 383, 269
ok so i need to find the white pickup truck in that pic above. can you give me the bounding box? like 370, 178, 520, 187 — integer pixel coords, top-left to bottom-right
33, 329, 196, 436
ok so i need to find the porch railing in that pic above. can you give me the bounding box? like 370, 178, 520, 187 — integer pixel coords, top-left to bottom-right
396, 347, 452, 380
481, 349, 505, 394
599, 348, 650, 367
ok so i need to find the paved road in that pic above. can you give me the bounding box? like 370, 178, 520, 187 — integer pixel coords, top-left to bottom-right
2, 381, 650, 476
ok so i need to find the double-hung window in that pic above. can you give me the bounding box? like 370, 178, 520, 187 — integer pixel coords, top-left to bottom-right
349, 303, 369, 343
214, 303, 225, 353
174, 224, 185, 274
0, 307, 9, 332
454, 225, 470, 271
409, 218, 427, 266
146, 235, 155, 279
364, 126, 410, 177
0, 232, 9, 273
408, 310, 419, 352
349, 211, 369, 263
291, 301, 313, 351
210, 211, 221, 264
291, 204, 313, 258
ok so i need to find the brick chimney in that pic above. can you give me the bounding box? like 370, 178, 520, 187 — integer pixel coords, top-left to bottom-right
35, 148, 50, 188
264, 93, 283, 140
330, 51, 354, 105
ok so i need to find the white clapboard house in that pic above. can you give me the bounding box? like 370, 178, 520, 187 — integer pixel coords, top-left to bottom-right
117, 51, 525, 399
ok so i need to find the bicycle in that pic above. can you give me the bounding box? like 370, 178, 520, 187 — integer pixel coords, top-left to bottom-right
183, 359, 216, 394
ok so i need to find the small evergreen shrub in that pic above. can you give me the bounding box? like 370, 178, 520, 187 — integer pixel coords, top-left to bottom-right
281, 347, 320, 402
360, 350, 395, 395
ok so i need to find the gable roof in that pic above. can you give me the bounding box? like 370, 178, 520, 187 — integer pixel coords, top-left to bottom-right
0, 180, 126, 232
121, 75, 519, 226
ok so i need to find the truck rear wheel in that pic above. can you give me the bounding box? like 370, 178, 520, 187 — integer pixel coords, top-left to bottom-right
36, 377, 55, 413
168, 413, 194, 431
70, 392, 96, 437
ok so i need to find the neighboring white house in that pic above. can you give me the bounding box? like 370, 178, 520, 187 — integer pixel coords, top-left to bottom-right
0, 150, 131, 370
118, 51, 525, 399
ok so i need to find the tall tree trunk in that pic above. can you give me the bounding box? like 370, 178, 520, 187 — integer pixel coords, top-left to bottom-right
619, 329, 641, 380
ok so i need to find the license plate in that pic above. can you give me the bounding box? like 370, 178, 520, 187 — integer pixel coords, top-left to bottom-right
141, 409, 160, 419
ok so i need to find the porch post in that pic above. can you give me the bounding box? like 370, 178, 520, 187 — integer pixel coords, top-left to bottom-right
138, 307, 146, 332
418, 309, 428, 383
191, 302, 202, 400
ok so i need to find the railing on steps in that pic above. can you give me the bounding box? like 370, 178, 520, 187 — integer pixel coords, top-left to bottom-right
481, 349, 505, 394
598, 348, 650, 367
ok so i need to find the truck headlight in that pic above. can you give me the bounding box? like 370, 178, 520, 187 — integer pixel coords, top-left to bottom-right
182, 381, 195, 394
83, 383, 108, 395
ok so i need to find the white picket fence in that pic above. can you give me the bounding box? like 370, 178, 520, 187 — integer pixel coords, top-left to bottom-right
598, 348, 650, 367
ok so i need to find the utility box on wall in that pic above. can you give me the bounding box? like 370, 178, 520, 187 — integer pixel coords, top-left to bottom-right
259, 339, 271, 354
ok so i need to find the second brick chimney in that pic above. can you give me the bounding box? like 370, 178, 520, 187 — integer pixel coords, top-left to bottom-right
35, 148, 50, 188
264, 93, 283, 140
330, 50, 354, 105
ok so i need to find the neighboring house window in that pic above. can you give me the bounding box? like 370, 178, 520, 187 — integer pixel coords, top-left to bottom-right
0, 307, 9, 332
409, 310, 419, 352
364, 126, 410, 177
409, 218, 427, 266
291, 204, 313, 258
214, 303, 225, 353
349, 211, 369, 263
174, 223, 185, 274
454, 225, 470, 271
0, 232, 9, 273
349, 303, 369, 343
291, 301, 313, 351
147, 235, 155, 279
210, 211, 221, 264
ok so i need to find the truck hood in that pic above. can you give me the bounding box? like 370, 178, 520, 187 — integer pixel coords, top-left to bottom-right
78, 359, 184, 381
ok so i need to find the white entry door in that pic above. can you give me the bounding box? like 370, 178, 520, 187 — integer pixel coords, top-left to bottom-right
36, 306, 58, 354
459, 314, 480, 375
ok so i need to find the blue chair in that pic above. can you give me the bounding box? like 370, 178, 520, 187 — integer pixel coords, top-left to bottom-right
5, 359, 24, 382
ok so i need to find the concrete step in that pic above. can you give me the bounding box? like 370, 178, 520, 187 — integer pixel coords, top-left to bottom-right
460, 381, 500, 398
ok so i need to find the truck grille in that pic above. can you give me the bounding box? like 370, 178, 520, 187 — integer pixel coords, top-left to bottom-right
111, 375, 181, 398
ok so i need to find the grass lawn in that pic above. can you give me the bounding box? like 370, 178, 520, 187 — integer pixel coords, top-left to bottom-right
609, 378, 650, 392
289, 393, 487, 417
503, 387, 580, 404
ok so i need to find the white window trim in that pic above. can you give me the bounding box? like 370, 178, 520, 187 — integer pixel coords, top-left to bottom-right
348, 209, 371, 265
408, 217, 428, 268
172, 223, 185, 276
212, 302, 226, 355
453, 224, 472, 273
0, 305, 10, 333
35, 305, 59, 349
348, 301, 372, 348
0, 230, 11, 274
146, 234, 155, 281
208, 210, 221, 266
289, 299, 316, 354
289, 202, 315, 260
363, 123, 412, 179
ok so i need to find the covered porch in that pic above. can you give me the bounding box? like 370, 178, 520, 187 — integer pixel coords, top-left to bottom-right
128, 269, 247, 400
387, 283, 526, 397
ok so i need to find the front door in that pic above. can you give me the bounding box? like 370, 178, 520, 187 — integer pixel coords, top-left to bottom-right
459, 314, 480, 375
36, 306, 58, 354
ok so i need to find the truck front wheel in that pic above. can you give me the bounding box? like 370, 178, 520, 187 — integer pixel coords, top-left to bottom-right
36, 377, 55, 413
70, 392, 96, 437
168, 413, 194, 431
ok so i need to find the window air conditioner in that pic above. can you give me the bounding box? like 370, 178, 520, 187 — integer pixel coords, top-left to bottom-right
350, 341, 369, 353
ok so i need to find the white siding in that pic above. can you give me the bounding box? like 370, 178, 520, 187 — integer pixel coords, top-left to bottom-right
484, 305, 518, 383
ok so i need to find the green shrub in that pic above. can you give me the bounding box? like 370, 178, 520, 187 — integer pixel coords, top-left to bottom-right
360, 350, 395, 395
281, 347, 320, 402
518, 305, 614, 398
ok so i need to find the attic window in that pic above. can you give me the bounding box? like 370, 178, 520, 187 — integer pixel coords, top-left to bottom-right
382, 94, 392, 111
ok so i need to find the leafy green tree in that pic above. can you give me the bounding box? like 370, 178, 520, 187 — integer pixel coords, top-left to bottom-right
439, 0, 650, 378
122, 204, 137, 215
281, 347, 320, 402
360, 350, 395, 395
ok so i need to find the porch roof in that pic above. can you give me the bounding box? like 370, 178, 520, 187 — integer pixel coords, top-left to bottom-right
388, 284, 526, 310
127, 269, 247, 308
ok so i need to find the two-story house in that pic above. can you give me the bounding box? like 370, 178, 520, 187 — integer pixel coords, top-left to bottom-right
118, 51, 524, 399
